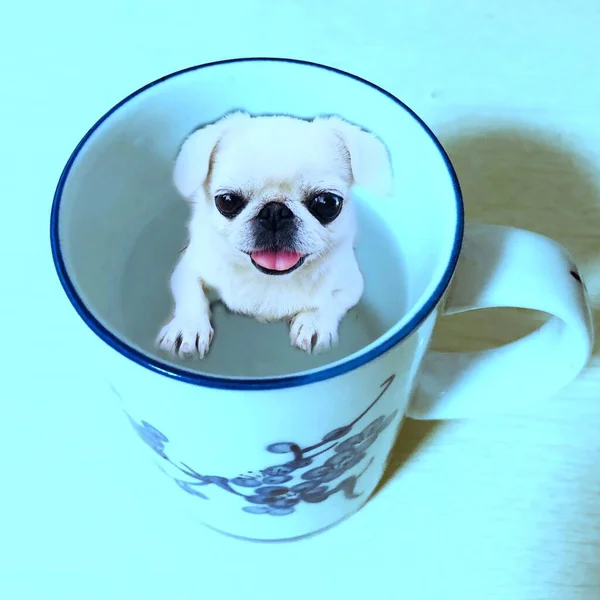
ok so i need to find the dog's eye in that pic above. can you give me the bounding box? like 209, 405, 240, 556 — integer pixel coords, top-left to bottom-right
215, 193, 246, 218
306, 192, 343, 224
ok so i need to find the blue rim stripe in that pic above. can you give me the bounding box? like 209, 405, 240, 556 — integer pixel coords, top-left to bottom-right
49, 57, 464, 391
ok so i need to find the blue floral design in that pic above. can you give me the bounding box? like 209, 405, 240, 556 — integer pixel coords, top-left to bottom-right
267, 442, 298, 454
175, 480, 208, 499
125, 374, 399, 517
230, 475, 262, 487
290, 481, 321, 493
262, 475, 294, 484
286, 457, 313, 469
127, 415, 168, 458
301, 485, 330, 503
263, 464, 294, 476
321, 425, 353, 443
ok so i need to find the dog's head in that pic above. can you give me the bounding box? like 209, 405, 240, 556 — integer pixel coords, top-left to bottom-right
173, 112, 393, 276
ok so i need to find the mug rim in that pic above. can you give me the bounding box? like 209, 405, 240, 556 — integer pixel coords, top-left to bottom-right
50, 57, 464, 391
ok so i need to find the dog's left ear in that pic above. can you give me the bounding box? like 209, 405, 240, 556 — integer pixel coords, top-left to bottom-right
318, 116, 393, 197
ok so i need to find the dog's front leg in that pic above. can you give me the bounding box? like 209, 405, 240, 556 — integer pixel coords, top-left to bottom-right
290, 276, 364, 355
156, 250, 214, 359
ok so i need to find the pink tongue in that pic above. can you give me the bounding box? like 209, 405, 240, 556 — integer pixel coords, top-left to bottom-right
251, 250, 302, 271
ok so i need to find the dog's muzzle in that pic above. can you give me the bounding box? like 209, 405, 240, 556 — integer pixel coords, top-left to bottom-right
248, 201, 306, 275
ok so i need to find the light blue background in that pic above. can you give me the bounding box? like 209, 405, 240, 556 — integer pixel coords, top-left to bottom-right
3, 1, 600, 598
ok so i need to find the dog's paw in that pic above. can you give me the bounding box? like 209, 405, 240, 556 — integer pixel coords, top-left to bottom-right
156, 315, 214, 359
290, 311, 339, 355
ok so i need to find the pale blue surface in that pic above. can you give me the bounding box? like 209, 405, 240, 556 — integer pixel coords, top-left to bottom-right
4, 1, 600, 598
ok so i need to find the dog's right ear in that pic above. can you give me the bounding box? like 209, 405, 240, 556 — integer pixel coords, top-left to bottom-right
316, 116, 393, 198
173, 111, 249, 198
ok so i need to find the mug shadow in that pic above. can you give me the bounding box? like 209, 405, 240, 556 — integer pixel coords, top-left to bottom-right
373, 417, 442, 494
440, 123, 600, 354
375, 122, 600, 494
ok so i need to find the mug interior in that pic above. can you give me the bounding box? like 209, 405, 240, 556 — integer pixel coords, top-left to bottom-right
52, 59, 462, 384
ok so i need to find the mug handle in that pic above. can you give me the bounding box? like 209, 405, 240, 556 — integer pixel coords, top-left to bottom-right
408, 223, 594, 419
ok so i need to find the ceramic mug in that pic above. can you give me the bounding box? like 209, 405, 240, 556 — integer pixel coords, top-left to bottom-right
50, 58, 594, 542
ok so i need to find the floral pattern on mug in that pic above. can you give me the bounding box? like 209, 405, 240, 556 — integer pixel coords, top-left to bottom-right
126, 374, 399, 516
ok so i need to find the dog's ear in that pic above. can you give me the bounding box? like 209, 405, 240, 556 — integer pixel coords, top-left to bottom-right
318, 116, 393, 198
173, 111, 249, 198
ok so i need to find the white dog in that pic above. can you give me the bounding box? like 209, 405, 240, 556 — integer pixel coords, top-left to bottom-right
156, 111, 392, 358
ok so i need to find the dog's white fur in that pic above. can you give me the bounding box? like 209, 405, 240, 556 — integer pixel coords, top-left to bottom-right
157, 112, 392, 358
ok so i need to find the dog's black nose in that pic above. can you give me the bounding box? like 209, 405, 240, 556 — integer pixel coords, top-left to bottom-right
256, 202, 294, 230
